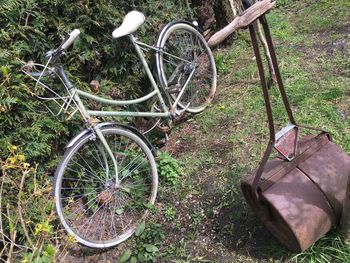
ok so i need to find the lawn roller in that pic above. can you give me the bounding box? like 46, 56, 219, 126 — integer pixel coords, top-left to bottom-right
240, 10, 350, 252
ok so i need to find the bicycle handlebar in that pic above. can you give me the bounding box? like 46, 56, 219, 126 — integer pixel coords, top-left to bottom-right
61, 29, 80, 50
49, 29, 80, 58
23, 29, 80, 79
25, 70, 53, 77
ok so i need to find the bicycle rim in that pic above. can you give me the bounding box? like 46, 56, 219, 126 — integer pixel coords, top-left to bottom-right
54, 127, 158, 248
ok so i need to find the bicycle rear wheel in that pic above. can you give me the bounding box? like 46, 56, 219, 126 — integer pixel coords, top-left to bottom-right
54, 126, 158, 248
156, 22, 217, 113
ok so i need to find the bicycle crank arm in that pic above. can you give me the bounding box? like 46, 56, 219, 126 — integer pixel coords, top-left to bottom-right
172, 102, 191, 117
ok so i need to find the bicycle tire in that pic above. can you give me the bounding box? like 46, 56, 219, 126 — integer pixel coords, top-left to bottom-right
54, 126, 158, 248
156, 22, 217, 113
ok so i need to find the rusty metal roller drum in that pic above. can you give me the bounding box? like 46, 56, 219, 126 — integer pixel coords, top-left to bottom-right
240, 9, 350, 253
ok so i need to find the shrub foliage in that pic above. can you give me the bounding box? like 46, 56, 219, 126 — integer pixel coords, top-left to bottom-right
0, 0, 193, 163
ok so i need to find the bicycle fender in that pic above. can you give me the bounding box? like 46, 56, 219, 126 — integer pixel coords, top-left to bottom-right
155, 20, 199, 88
155, 20, 198, 48
99, 122, 157, 157
65, 128, 92, 149
65, 122, 157, 156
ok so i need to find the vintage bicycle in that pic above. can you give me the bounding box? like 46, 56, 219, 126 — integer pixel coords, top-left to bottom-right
22, 11, 217, 248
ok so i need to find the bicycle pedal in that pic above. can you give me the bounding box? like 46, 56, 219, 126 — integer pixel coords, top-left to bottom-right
167, 85, 181, 94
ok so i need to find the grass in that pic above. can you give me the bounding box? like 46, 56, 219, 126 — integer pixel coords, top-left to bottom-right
291, 231, 350, 263
157, 0, 350, 262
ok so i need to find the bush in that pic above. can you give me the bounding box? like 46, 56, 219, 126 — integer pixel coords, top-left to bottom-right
0, 1, 193, 260
0, 0, 194, 165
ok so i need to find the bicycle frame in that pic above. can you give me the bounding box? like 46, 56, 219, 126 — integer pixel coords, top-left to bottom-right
57, 34, 194, 121
54, 33, 195, 184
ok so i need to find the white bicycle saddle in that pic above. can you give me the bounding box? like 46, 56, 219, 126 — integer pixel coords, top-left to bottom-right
112, 11, 145, 39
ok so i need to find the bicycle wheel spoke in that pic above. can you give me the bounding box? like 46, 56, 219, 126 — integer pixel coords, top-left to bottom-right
110, 199, 118, 237
64, 191, 100, 219
75, 151, 106, 181
61, 177, 98, 183
119, 151, 144, 176
55, 127, 157, 248
67, 156, 105, 184
61, 187, 99, 191
81, 202, 105, 238
60, 191, 98, 200
115, 134, 135, 170
91, 142, 107, 169
120, 160, 148, 181
115, 196, 125, 230
99, 204, 109, 241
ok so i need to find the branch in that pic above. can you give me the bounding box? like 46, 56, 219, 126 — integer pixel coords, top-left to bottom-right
208, 0, 276, 47
18, 170, 35, 249
257, 21, 277, 84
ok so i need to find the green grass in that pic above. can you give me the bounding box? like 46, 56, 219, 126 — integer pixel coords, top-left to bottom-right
160, 0, 350, 261
291, 231, 350, 263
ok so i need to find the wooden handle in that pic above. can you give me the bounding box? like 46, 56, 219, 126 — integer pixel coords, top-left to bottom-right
207, 0, 276, 47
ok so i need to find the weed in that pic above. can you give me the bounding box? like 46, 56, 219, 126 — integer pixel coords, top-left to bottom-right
21, 244, 55, 263
121, 222, 165, 262
215, 53, 230, 75
277, 0, 290, 7
157, 151, 183, 186
164, 206, 176, 221
1, 145, 56, 261
192, 210, 201, 229
161, 242, 192, 262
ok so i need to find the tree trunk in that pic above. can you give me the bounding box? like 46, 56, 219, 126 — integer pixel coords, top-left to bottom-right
193, 0, 277, 84
191, 0, 243, 39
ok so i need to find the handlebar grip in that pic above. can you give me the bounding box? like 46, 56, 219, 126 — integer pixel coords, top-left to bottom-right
61, 29, 80, 50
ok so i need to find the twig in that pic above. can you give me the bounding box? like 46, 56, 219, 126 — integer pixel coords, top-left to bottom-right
6, 231, 16, 263
6, 206, 17, 263
257, 21, 277, 84
0, 218, 31, 251
33, 237, 44, 263
0, 243, 8, 262
17, 169, 35, 248
0, 168, 5, 248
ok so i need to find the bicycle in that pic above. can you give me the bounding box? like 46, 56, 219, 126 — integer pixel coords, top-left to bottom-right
22, 10, 217, 248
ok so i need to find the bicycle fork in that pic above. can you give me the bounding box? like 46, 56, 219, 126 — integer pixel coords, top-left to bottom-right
93, 126, 120, 187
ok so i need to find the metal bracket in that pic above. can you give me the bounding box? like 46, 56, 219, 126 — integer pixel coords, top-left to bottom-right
274, 124, 299, 160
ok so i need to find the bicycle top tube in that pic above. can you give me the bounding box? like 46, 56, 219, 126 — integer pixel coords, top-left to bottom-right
50, 36, 172, 122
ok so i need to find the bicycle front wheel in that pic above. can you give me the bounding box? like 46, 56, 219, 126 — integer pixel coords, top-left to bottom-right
54, 126, 158, 248
156, 22, 217, 113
